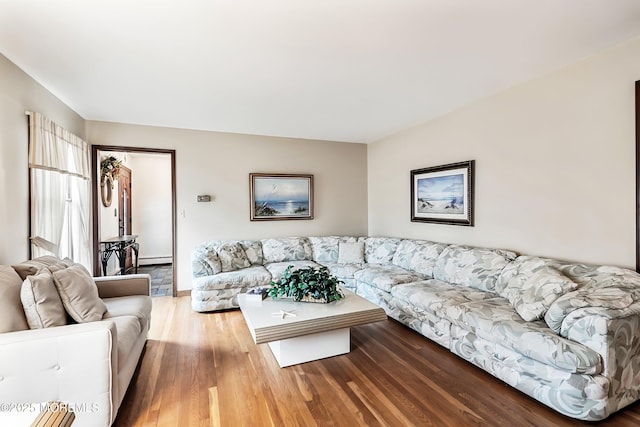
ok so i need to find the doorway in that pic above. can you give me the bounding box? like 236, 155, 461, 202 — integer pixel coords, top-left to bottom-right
92, 145, 177, 297
118, 165, 134, 272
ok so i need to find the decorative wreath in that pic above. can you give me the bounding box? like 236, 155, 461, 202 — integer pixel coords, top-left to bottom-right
100, 156, 123, 181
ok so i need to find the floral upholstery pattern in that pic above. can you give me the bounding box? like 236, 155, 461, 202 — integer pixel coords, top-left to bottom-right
558, 263, 640, 288
213, 241, 251, 272
355, 283, 394, 312
191, 243, 215, 278
364, 237, 401, 264
261, 237, 313, 263
387, 297, 452, 348
263, 261, 321, 282
392, 240, 447, 277
323, 262, 364, 280
564, 316, 640, 414
240, 240, 264, 265
450, 325, 609, 420
544, 283, 640, 336
191, 289, 249, 312
354, 265, 424, 293
340, 278, 356, 291
192, 266, 271, 291
309, 236, 341, 262
323, 262, 363, 291
497, 256, 579, 322
391, 280, 496, 318
444, 298, 601, 374
433, 245, 517, 292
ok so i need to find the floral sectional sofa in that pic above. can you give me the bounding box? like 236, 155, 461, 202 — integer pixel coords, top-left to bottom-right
191, 236, 640, 421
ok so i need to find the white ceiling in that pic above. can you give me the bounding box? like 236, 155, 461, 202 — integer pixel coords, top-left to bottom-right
1, 0, 640, 143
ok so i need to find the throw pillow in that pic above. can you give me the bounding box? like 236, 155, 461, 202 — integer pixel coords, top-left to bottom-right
240, 240, 264, 265
203, 249, 223, 274
216, 242, 251, 272
20, 269, 67, 329
338, 241, 365, 264
0, 265, 29, 333
11, 255, 61, 280
52, 264, 107, 323
501, 265, 578, 322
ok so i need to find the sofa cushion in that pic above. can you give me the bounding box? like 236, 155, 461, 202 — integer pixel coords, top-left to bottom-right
392, 240, 448, 277
103, 295, 152, 332
11, 255, 61, 280
449, 325, 610, 402
214, 242, 251, 272
322, 262, 364, 280
433, 245, 516, 292
387, 296, 453, 348
498, 256, 578, 322
264, 261, 321, 282
240, 240, 264, 265
203, 249, 223, 274
338, 241, 365, 264
192, 266, 272, 291
353, 265, 424, 293
391, 279, 496, 318
52, 264, 107, 323
445, 298, 602, 375
20, 269, 67, 328
309, 236, 340, 262
0, 265, 29, 333
191, 243, 218, 277
545, 281, 640, 335
364, 237, 401, 264
558, 262, 640, 288
261, 237, 313, 263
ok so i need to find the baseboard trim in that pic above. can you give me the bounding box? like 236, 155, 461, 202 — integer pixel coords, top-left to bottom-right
177, 290, 191, 297
139, 256, 173, 266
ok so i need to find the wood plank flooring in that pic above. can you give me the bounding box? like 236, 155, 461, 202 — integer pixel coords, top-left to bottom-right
115, 296, 640, 426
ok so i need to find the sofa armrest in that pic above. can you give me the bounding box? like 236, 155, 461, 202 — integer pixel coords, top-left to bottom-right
563, 313, 640, 411
94, 274, 151, 298
0, 321, 118, 426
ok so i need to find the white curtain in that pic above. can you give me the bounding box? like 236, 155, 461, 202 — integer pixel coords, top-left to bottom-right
29, 112, 92, 269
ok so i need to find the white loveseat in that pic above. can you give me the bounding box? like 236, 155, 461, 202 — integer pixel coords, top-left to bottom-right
0, 256, 151, 427
191, 236, 640, 421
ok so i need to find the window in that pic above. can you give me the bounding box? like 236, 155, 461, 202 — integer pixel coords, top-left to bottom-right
28, 112, 91, 269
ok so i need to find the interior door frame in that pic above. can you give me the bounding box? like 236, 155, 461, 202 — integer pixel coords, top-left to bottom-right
92, 145, 177, 296
636, 80, 640, 272
117, 164, 132, 237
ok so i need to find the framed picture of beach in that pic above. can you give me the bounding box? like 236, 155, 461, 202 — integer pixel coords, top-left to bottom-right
250, 173, 314, 221
410, 160, 474, 226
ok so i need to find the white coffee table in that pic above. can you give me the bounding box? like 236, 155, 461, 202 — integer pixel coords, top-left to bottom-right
238, 290, 387, 367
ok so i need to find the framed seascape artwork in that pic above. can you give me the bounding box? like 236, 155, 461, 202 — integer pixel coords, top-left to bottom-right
250, 173, 314, 221
410, 160, 474, 226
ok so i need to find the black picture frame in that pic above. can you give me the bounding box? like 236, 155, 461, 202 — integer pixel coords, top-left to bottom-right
410, 160, 474, 226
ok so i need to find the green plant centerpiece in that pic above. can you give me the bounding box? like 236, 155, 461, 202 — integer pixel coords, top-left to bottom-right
268, 265, 344, 303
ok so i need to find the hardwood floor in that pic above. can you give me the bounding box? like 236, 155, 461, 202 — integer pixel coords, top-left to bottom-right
116, 296, 640, 426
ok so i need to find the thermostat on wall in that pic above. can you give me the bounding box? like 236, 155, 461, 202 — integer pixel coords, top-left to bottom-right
197, 195, 211, 202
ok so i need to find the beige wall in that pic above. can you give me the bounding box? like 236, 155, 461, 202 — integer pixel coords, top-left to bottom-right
86, 121, 368, 290
368, 36, 640, 268
0, 54, 85, 264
